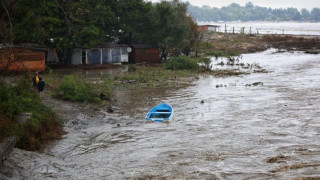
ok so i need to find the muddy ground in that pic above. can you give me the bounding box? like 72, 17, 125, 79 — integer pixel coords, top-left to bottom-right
202, 32, 320, 54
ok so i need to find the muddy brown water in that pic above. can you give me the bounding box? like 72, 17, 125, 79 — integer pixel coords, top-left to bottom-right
1, 49, 320, 179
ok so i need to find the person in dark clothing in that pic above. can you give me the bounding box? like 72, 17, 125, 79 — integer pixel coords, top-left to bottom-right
32, 72, 39, 90
37, 77, 45, 97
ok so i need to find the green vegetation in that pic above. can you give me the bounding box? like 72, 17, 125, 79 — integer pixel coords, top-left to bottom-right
197, 57, 211, 71
1, 0, 197, 63
0, 74, 64, 150
54, 75, 111, 103
164, 56, 199, 70
112, 65, 191, 88
205, 51, 226, 58
188, 2, 320, 22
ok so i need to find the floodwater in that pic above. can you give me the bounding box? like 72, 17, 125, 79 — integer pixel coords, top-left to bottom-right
1, 49, 320, 179
198, 21, 320, 35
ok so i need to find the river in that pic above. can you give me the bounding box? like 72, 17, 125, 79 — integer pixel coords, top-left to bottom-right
198, 21, 320, 35
1, 49, 320, 179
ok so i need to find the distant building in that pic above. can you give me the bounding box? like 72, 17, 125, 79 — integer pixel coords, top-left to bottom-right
129, 44, 160, 64
197, 25, 220, 32
0, 44, 47, 71
71, 43, 131, 65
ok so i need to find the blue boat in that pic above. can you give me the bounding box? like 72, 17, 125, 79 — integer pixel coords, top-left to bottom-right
146, 103, 173, 122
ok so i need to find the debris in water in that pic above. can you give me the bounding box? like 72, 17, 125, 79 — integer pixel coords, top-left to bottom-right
107, 105, 114, 113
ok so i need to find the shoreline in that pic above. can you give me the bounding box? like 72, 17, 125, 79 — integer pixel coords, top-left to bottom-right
199, 32, 320, 55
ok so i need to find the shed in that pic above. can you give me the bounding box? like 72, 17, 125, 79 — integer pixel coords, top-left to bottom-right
71, 43, 131, 65
129, 44, 160, 64
197, 25, 220, 32
0, 44, 46, 72
46, 48, 59, 64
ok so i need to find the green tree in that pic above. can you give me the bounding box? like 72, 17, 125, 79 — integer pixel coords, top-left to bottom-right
112, 0, 153, 44
311, 8, 320, 21
0, 0, 17, 44
149, 0, 197, 60
301, 8, 311, 21
187, 1, 313, 22
2, 0, 199, 65
287, 8, 302, 21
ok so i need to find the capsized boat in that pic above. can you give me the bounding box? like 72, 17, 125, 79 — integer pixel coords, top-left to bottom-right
146, 103, 173, 122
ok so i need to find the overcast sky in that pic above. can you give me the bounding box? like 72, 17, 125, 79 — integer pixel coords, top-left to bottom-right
150, 0, 320, 10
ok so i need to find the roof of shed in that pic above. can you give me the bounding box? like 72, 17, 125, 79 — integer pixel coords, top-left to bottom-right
0, 43, 48, 51
198, 25, 220, 27
130, 44, 158, 48
96, 42, 129, 48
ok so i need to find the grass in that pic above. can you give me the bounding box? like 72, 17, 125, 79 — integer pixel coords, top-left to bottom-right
53, 75, 111, 103
111, 65, 193, 88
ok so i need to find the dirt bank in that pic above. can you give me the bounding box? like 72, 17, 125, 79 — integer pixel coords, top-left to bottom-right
201, 32, 320, 54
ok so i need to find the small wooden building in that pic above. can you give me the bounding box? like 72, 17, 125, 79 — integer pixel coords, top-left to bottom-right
71, 43, 131, 65
197, 25, 220, 32
129, 44, 160, 64
0, 44, 46, 72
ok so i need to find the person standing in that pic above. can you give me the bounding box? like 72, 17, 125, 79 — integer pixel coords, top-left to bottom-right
32, 72, 40, 91
37, 77, 45, 97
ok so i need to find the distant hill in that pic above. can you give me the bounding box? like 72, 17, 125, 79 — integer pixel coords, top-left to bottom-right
187, 2, 320, 22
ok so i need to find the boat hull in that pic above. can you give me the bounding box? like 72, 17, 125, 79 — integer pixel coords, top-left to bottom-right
146, 103, 173, 122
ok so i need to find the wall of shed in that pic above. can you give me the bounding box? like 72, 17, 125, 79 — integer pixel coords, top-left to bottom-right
121, 47, 129, 63
130, 48, 160, 64
71, 48, 83, 65
47, 48, 58, 64
72, 47, 129, 65
197, 25, 219, 32
197, 26, 208, 31
208, 26, 217, 31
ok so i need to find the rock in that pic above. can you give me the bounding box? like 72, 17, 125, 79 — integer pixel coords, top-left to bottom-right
0, 137, 16, 162
252, 82, 263, 86
100, 93, 110, 101
107, 105, 114, 113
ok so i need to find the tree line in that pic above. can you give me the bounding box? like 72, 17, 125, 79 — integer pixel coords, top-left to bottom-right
0, 0, 198, 62
188, 2, 320, 22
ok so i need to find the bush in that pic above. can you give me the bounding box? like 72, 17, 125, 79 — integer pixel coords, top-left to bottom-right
54, 75, 110, 103
198, 57, 212, 71
164, 56, 199, 70
206, 50, 224, 59
0, 74, 34, 119
0, 74, 64, 151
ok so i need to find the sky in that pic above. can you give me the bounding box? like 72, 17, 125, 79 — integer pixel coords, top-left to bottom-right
149, 0, 320, 10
